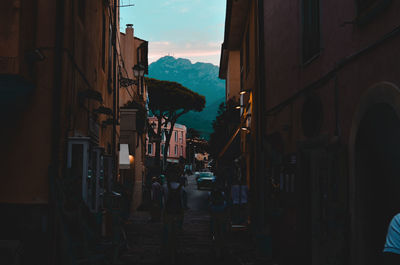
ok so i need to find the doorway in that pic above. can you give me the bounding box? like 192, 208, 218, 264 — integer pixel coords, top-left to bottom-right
354, 103, 400, 265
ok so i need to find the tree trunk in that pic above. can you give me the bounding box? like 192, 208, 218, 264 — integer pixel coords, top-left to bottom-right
162, 119, 177, 171
154, 115, 163, 174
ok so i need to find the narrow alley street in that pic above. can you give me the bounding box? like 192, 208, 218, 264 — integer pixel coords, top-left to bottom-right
3, 1, 400, 264
119, 174, 268, 265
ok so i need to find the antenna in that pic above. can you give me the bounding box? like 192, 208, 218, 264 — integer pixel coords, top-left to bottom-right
118, 4, 135, 7
118, 0, 135, 7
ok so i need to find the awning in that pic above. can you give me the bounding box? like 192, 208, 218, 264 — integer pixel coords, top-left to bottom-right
119, 144, 130, 169
218, 126, 241, 159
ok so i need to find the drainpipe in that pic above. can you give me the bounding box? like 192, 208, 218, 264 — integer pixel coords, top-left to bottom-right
334, 73, 341, 138
112, 0, 117, 189
256, 0, 266, 230
50, 0, 65, 263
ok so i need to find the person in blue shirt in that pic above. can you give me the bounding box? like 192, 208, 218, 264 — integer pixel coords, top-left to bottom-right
383, 213, 400, 264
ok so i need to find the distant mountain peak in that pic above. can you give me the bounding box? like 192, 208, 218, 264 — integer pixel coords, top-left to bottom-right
155, 56, 190, 64
148, 56, 226, 139
154, 56, 218, 67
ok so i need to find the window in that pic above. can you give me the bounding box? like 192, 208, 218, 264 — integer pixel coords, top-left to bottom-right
302, 0, 320, 63
175, 131, 178, 142
161, 144, 165, 156
148, 143, 153, 155
161, 130, 165, 141
67, 138, 89, 205
180, 132, 183, 143
181, 146, 183, 156
175, 145, 178, 155
167, 147, 170, 156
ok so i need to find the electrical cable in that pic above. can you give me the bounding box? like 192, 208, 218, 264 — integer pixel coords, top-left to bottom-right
106, 1, 143, 103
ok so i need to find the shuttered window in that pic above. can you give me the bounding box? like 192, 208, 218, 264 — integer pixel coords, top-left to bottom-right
302, 0, 320, 63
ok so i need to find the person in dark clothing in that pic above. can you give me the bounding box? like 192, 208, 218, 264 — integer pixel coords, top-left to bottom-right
179, 174, 189, 209
150, 177, 163, 221
208, 186, 228, 258
162, 164, 185, 264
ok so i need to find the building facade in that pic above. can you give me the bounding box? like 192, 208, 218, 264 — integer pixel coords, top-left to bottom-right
119, 24, 148, 214
220, 1, 400, 265
146, 116, 187, 163
0, 0, 122, 263
220, 46, 240, 102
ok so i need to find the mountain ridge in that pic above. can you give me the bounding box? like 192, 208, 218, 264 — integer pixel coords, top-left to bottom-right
147, 56, 225, 139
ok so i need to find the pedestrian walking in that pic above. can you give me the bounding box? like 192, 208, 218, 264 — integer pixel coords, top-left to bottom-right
162, 164, 185, 264
150, 177, 163, 222
179, 174, 189, 209
230, 183, 249, 224
208, 186, 228, 259
383, 213, 400, 265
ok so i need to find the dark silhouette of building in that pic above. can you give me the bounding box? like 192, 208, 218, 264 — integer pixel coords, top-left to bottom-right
220, 1, 400, 264
0, 1, 126, 263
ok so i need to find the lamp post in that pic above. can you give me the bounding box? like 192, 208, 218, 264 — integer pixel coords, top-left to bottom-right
133, 64, 145, 97
133, 64, 146, 207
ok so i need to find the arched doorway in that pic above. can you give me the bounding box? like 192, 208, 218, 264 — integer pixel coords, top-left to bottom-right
350, 82, 400, 265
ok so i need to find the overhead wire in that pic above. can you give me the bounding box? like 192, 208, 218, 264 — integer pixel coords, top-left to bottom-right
106, 1, 142, 103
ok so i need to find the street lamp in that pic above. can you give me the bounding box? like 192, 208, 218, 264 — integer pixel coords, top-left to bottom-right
239, 88, 251, 95
133, 64, 145, 95
133, 64, 145, 78
241, 113, 251, 132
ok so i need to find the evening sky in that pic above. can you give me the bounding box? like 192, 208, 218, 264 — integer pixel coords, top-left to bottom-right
120, 0, 226, 66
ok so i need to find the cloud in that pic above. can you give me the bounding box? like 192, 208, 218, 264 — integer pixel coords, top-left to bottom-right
161, 0, 186, 7
179, 7, 190, 13
151, 41, 171, 46
148, 40, 221, 65
206, 42, 220, 48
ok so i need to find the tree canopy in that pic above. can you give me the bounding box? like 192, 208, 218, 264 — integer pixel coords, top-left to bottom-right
146, 77, 206, 171
187, 127, 201, 139
146, 77, 205, 116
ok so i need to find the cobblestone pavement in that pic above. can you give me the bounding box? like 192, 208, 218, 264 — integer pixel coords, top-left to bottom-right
119, 175, 272, 265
